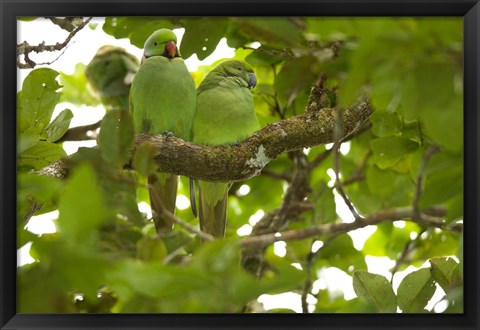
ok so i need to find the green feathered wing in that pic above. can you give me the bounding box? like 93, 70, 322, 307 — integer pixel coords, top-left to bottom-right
192, 60, 259, 238
130, 55, 196, 234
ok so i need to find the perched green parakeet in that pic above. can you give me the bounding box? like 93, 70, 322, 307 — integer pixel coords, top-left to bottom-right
130, 29, 196, 234
192, 60, 259, 238
85, 45, 139, 110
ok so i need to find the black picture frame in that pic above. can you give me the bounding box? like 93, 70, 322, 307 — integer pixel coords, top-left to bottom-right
1, 0, 479, 329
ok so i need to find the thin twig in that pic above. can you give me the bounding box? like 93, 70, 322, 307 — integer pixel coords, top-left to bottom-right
148, 183, 214, 242
301, 239, 316, 313
17, 17, 93, 69
308, 149, 333, 170
260, 168, 292, 181
390, 228, 426, 283
332, 109, 363, 221
271, 64, 285, 119
412, 145, 441, 219
342, 150, 372, 186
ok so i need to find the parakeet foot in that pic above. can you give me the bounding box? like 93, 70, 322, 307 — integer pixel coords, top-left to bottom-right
162, 131, 174, 141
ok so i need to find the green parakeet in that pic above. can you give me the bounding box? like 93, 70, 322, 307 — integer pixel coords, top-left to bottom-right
85, 45, 139, 110
130, 29, 196, 234
192, 60, 259, 238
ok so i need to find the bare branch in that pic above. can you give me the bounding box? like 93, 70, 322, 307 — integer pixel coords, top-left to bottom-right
260, 168, 292, 181
390, 228, 426, 283
17, 17, 93, 69
57, 120, 101, 142
239, 206, 456, 248
308, 149, 332, 170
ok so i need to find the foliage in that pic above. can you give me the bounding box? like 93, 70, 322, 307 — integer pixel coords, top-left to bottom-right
17, 17, 463, 313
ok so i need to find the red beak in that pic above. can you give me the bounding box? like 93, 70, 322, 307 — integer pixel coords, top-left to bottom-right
165, 41, 177, 58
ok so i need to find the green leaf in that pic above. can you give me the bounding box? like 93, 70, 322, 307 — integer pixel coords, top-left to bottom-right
312, 183, 337, 224
17, 130, 38, 156
257, 254, 306, 295
17, 264, 64, 313
98, 109, 135, 167
18, 172, 62, 220
316, 235, 367, 274
411, 231, 460, 265
57, 164, 110, 243
60, 63, 100, 106
306, 18, 356, 42
370, 136, 419, 169
429, 257, 458, 293
18, 68, 61, 136
31, 237, 109, 300
102, 17, 179, 48
399, 60, 462, 153
234, 18, 304, 49
45, 109, 74, 142
136, 236, 168, 261
245, 46, 285, 67
363, 222, 419, 260
397, 268, 436, 313
18, 224, 38, 248
366, 166, 412, 201
370, 63, 402, 112
315, 291, 377, 313
419, 165, 463, 207
370, 110, 402, 137
352, 271, 397, 312
180, 18, 229, 60
274, 56, 321, 108
133, 141, 158, 177
17, 141, 66, 170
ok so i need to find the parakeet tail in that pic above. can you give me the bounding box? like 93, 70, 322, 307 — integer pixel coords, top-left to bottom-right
198, 189, 227, 238
148, 173, 178, 234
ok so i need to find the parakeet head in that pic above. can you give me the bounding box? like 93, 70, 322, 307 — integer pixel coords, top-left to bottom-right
143, 28, 180, 60
216, 60, 257, 89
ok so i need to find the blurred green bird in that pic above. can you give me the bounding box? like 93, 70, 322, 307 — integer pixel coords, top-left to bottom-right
85, 45, 139, 110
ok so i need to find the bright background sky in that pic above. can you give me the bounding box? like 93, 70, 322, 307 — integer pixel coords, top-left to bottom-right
17, 17, 449, 313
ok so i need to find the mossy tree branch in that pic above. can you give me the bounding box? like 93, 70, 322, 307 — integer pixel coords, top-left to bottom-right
137, 95, 372, 182
40, 95, 373, 182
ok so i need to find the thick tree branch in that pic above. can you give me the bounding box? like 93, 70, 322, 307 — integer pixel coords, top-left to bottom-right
37, 96, 373, 182
137, 96, 372, 182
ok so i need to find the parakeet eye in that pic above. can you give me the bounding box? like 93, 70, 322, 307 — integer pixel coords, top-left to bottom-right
154, 42, 158, 46
237, 67, 242, 71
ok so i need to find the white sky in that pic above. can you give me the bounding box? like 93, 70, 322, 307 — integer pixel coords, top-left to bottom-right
17, 17, 448, 313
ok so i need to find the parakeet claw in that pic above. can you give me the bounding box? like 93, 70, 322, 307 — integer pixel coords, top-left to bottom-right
162, 131, 174, 140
